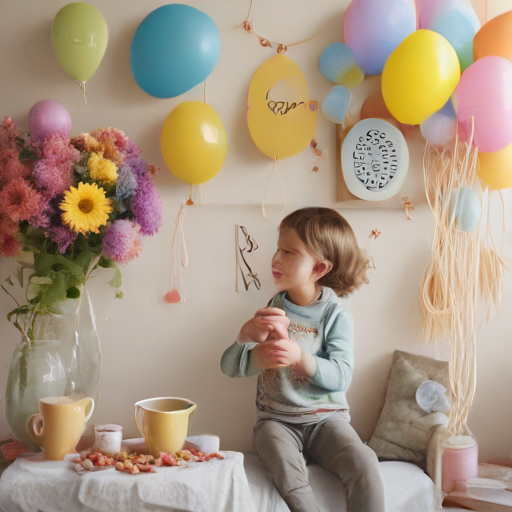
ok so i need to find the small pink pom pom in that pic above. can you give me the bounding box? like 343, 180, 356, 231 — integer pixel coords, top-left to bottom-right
165, 289, 181, 303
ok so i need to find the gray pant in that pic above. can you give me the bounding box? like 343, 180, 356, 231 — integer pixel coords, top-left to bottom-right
253, 414, 385, 512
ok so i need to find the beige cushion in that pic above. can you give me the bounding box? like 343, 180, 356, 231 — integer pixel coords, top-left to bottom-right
367, 350, 449, 470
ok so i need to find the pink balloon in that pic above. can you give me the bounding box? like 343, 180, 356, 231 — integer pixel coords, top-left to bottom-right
28, 99, 72, 141
454, 56, 512, 153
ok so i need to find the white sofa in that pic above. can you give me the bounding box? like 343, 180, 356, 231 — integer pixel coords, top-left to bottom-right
243, 452, 438, 512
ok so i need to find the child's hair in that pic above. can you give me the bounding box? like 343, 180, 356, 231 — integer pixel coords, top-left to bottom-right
279, 207, 369, 297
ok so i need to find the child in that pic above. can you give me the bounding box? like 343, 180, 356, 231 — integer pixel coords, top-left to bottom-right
221, 207, 385, 512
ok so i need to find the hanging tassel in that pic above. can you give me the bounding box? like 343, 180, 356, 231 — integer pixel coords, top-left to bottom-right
165, 204, 188, 303
261, 157, 285, 221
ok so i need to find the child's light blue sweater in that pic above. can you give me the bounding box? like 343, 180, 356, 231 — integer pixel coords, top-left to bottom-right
220, 287, 354, 418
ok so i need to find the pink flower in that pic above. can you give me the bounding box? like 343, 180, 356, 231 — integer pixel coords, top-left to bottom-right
0, 178, 44, 222
92, 127, 131, 152
0, 233, 21, 257
0, 214, 20, 257
33, 134, 80, 198
0, 148, 31, 186
102, 219, 143, 265
0, 117, 18, 151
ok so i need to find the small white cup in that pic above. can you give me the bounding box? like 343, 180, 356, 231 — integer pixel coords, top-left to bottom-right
93, 424, 123, 454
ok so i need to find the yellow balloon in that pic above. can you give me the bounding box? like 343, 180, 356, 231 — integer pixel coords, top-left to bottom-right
161, 102, 228, 185
382, 30, 461, 125
247, 55, 317, 160
478, 143, 512, 190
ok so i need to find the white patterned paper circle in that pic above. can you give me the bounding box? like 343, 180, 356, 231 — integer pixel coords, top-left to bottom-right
341, 118, 409, 201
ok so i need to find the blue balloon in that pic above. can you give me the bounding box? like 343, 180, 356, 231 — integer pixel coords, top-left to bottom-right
319, 43, 364, 89
130, 4, 221, 98
322, 86, 352, 124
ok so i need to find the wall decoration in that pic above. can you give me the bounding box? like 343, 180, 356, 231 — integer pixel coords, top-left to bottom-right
165, 204, 188, 304
420, 100, 456, 147
51, 3, 108, 103
319, 42, 364, 89
448, 187, 481, 232
28, 100, 72, 141
382, 30, 460, 125
473, 10, 512, 62
402, 197, 414, 220
161, 101, 228, 188
247, 54, 316, 219
368, 229, 380, 269
416, 0, 480, 71
343, 0, 416, 76
235, 225, 260, 292
243, 0, 314, 54
454, 56, 512, 153
478, 142, 512, 190
321, 86, 352, 125
130, 4, 220, 98
421, 133, 504, 442
341, 118, 409, 201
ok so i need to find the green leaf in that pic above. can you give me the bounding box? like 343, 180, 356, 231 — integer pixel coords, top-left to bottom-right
41, 272, 67, 308
35, 254, 84, 283
7, 305, 30, 323
98, 257, 123, 288
66, 286, 81, 299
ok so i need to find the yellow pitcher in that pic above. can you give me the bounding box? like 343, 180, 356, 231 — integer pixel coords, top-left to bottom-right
134, 397, 196, 457
26, 395, 94, 460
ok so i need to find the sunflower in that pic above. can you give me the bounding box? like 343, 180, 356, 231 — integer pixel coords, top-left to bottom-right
60, 182, 112, 235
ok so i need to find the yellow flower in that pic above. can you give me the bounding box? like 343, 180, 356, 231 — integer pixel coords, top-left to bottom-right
60, 182, 112, 235
88, 152, 118, 184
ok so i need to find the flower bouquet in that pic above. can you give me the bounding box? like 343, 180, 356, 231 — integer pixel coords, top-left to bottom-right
0, 117, 162, 341
0, 116, 162, 447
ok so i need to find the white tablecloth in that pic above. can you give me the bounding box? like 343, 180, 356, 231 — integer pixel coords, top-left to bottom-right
0, 450, 257, 512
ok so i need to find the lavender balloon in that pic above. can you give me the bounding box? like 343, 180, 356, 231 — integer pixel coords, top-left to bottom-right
28, 100, 72, 141
420, 100, 457, 146
343, 0, 416, 76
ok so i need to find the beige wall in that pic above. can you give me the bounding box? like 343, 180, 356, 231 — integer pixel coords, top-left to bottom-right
1, 0, 512, 462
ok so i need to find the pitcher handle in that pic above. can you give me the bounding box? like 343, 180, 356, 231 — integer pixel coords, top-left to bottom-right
26, 414, 44, 445
84, 397, 95, 422
187, 403, 197, 434
135, 405, 144, 436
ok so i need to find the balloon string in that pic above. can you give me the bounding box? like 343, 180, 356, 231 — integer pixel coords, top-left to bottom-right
261, 158, 285, 221
75, 81, 87, 105
203, 81, 206, 103
243, 0, 315, 54
169, 204, 188, 301
201, 183, 205, 205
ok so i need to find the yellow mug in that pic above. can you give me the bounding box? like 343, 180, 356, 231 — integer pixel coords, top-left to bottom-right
134, 397, 197, 457
26, 395, 94, 460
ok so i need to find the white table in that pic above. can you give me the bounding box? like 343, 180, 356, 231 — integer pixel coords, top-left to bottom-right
0, 450, 256, 512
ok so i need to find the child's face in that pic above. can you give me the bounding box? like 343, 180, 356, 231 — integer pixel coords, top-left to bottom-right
271, 228, 322, 293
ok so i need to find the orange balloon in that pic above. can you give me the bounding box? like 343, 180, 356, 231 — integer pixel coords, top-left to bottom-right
361, 90, 392, 120
474, 11, 512, 62
361, 89, 413, 135
478, 142, 512, 190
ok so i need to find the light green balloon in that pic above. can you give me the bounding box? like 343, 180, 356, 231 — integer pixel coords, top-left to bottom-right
51, 2, 108, 82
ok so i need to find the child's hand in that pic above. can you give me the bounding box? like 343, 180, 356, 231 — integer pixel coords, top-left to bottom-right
251, 336, 302, 369
236, 308, 290, 344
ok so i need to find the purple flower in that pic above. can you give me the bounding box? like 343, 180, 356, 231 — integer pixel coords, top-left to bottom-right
46, 226, 77, 253
116, 164, 138, 201
102, 219, 143, 265
122, 153, 147, 176
131, 174, 162, 236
